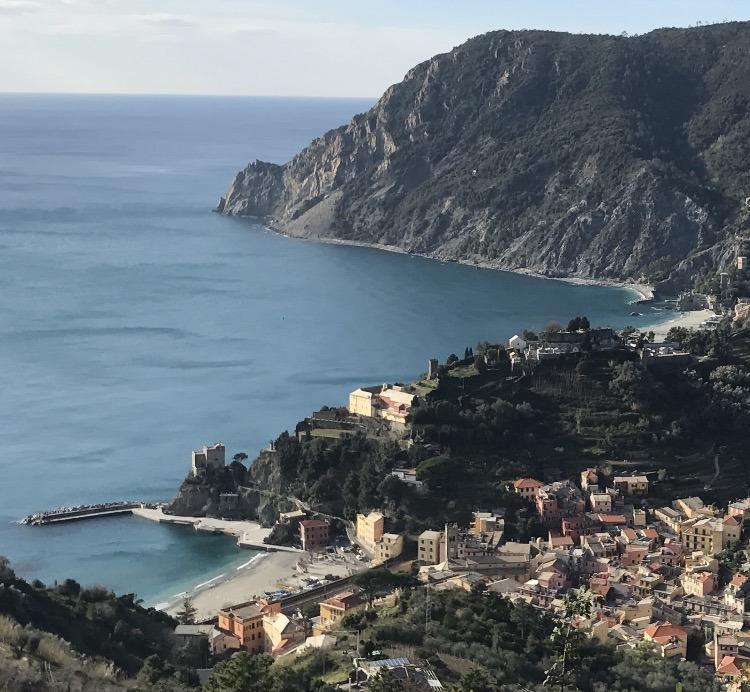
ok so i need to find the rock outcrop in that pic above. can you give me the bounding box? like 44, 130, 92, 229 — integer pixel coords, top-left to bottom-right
219, 22, 750, 290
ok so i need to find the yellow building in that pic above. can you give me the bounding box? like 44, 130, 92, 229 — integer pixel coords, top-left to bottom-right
356, 511, 384, 550
317, 591, 364, 632
419, 529, 443, 564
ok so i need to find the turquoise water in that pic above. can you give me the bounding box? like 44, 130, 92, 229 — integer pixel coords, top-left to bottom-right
0, 95, 669, 603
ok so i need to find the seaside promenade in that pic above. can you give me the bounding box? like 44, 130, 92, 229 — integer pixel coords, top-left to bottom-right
131, 507, 303, 553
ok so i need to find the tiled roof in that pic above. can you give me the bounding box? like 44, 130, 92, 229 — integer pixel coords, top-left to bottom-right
513, 478, 543, 489
644, 623, 686, 641
716, 655, 741, 676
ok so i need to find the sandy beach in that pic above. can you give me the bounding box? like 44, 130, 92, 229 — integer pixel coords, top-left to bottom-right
648, 309, 716, 341
131, 506, 367, 620
160, 548, 363, 620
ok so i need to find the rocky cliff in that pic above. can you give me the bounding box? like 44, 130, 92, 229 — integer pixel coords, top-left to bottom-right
218, 22, 750, 290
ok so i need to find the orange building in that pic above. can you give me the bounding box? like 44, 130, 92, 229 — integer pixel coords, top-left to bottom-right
217, 599, 281, 654
318, 590, 364, 630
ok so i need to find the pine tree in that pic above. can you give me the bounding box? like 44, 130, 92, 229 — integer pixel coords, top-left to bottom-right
175, 596, 197, 624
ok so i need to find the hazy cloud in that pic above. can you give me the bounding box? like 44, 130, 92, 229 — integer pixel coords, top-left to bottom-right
0, 0, 40, 14
133, 13, 194, 30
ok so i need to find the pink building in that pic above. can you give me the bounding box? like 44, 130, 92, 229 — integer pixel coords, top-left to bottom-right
536, 494, 559, 526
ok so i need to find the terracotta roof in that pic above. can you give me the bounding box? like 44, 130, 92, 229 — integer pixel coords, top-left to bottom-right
513, 478, 542, 489
731, 574, 749, 588
716, 655, 741, 676
641, 528, 658, 539
724, 515, 740, 525
320, 590, 362, 610
598, 514, 627, 524
644, 623, 687, 642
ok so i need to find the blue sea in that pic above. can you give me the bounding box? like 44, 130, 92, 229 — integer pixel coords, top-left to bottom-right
0, 94, 670, 604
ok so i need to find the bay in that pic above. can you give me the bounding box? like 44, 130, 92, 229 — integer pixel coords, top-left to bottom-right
0, 94, 668, 603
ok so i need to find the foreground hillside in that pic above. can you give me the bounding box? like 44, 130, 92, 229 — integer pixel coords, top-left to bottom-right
0, 557, 721, 691
219, 22, 750, 290
0, 558, 195, 691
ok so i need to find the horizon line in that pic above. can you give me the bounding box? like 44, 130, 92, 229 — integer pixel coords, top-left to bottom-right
0, 91, 379, 100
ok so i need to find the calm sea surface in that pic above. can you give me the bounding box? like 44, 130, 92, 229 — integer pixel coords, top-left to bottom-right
0, 95, 669, 603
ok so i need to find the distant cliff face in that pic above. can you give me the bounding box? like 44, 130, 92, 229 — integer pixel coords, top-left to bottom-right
218, 22, 750, 290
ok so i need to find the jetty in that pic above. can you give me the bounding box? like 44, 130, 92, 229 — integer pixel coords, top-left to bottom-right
22, 501, 155, 526
22, 503, 302, 554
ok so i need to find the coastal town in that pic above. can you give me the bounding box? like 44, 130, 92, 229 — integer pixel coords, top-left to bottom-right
145, 269, 750, 689
166, 453, 750, 689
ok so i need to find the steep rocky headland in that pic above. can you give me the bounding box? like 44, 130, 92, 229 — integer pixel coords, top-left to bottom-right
218, 22, 750, 292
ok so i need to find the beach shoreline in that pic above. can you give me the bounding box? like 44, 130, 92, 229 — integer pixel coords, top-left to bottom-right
131, 507, 365, 620
156, 550, 301, 619
156, 547, 365, 621
260, 225, 655, 303
648, 308, 717, 341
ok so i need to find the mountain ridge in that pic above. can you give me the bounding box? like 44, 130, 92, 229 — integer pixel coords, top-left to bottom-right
218, 22, 750, 292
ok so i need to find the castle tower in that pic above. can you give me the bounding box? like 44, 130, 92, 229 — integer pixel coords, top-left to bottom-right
737, 236, 749, 271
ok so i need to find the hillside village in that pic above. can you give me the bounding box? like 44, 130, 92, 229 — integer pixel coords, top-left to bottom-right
159, 295, 750, 690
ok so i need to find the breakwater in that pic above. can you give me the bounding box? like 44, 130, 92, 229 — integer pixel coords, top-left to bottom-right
22, 501, 159, 526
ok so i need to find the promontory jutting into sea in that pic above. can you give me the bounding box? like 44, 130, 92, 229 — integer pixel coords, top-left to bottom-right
3, 9, 750, 692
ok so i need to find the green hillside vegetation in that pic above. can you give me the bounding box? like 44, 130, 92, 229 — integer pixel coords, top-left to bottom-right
248, 326, 750, 535
0, 558, 196, 691
296, 587, 719, 691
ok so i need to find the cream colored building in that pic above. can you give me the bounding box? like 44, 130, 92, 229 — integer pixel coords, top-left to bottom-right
655, 506, 685, 534
356, 511, 384, 551
512, 478, 543, 501
589, 492, 612, 512
376, 533, 404, 562
680, 515, 740, 556
348, 389, 374, 417
419, 529, 443, 564
347, 385, 415, 425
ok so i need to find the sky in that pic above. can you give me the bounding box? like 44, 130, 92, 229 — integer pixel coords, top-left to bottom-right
0, 0, 748, 97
